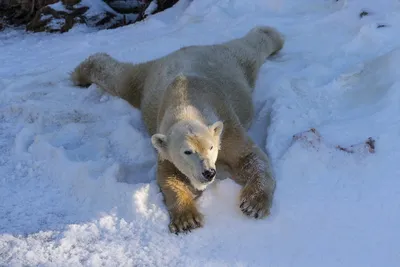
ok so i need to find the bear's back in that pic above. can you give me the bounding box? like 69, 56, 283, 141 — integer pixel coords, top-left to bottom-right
140, 43, 256, 134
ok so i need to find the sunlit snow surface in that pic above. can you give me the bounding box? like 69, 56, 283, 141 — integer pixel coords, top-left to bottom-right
1, 0, 400, 266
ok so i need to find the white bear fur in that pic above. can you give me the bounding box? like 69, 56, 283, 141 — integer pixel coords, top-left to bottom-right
70, 26, 284, 234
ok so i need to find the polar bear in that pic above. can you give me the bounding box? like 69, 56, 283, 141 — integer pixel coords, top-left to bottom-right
70, 26, 284, 234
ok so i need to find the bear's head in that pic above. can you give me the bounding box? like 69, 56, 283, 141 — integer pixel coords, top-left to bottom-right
151, 120, 224, 190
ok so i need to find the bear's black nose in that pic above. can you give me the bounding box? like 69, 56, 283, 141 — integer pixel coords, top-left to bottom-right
202, 168, 216, 181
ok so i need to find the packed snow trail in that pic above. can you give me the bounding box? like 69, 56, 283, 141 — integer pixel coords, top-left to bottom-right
1, 0, 400, 266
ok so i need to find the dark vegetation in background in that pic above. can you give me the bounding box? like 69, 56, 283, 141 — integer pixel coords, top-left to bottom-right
0, 0, 179, 33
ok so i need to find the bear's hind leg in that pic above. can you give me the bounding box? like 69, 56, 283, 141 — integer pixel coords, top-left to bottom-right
219, 127, 276, 219
71, 53, 121, 95
70, 53, 149, 109
157, 159, 204, 234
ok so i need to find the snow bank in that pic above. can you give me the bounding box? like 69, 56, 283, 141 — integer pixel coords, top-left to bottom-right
1, 0, 400, 266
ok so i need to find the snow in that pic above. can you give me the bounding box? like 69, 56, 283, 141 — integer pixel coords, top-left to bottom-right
144, 1, 158, 16
1, 0, 400, 266
78, 0, 120, 16
48, 2, 68, 12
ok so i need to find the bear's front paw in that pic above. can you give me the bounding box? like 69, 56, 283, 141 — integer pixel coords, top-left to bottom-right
239, 183, 273, 219
169, 206, 204, 234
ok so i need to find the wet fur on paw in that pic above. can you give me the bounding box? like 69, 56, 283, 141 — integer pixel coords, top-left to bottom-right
169, 206, 204, 234
239, 182, 272, 219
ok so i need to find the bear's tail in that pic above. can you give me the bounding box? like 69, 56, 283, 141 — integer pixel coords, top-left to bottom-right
70, 52, 149, 109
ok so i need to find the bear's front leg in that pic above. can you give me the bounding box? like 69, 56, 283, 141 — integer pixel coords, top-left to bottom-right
157, 159, 204, 234
235, 147, 276, 218
219, 128, 276, 219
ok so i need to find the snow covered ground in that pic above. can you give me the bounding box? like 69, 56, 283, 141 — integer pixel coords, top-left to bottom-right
1, 0, 400, 266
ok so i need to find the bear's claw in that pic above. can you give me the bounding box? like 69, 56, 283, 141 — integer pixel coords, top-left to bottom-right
169, 208, 204, 234
239, 184, 272, 219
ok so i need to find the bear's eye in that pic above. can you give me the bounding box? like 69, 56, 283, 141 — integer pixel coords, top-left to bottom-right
210, 146, 214, 150
184, 150, 193, 155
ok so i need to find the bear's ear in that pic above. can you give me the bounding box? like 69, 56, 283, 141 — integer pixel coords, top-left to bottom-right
151, 134, 168, 154
209, 121, 224, 137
